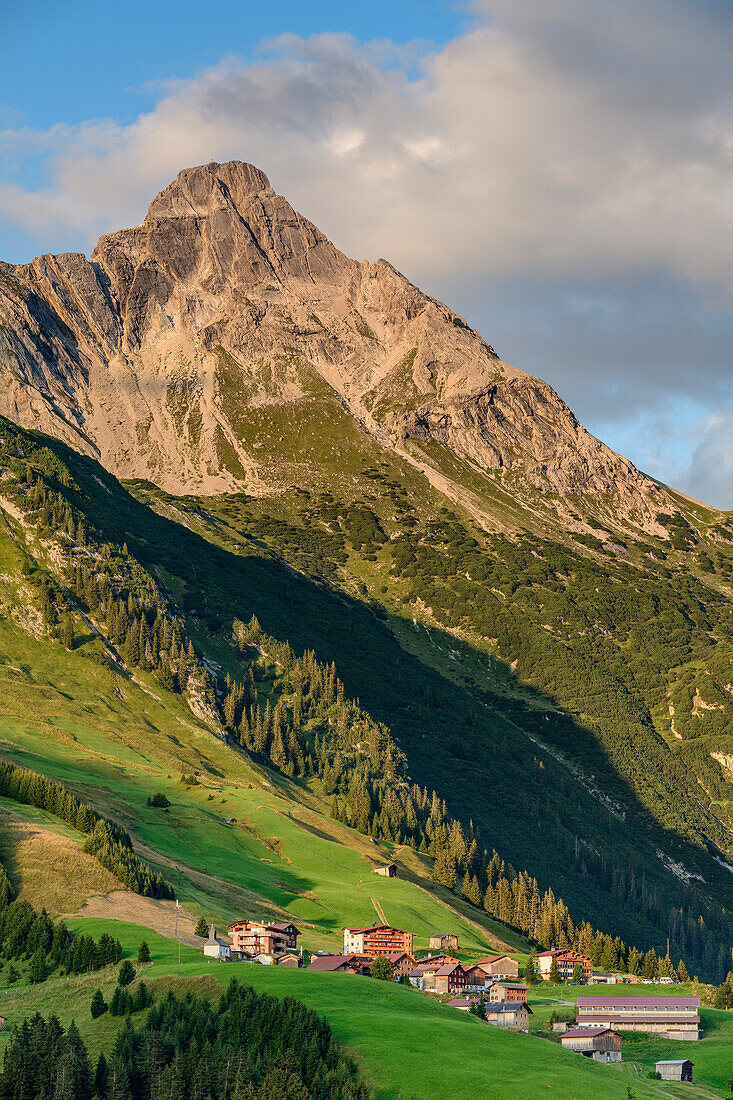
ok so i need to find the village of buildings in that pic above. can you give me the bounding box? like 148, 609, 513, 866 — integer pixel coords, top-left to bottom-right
203, 905, 701, 1082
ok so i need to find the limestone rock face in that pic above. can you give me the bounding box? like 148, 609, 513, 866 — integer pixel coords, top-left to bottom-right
0, 160, 661, 511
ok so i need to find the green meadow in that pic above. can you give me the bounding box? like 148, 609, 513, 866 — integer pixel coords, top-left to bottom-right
0, 520, 731, 1098
0, 917, 701, 1100
0, 616, 522, 958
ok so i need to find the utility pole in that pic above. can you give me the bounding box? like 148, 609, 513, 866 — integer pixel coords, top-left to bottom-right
175, 899, 181, 964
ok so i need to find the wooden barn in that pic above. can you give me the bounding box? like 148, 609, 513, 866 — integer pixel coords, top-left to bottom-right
656, 1060, 694, 1082
561, 1027, 622, 1063
484, 1001, 532, 1031
429, 933, 459, 951
373, 863, 398, 878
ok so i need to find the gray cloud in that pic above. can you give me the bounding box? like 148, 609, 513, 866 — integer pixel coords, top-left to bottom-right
1, 2, 733, 503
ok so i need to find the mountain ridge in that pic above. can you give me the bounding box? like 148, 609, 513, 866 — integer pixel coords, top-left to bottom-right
1, 160, 663, 522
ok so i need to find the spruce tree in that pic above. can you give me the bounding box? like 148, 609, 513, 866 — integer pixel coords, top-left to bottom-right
524, 950, 540, 986
118, 959, 135, 986
95, 1052, 109, 1099
29, 948, 47, 984
194, 916, 209, 938
137, 940, 150, 963
90, 989, 107, 1018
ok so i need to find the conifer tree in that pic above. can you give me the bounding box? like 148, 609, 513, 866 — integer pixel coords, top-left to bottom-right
117, 959, 135, 987
90, 989, 107, 1018
524, 950, 540, 986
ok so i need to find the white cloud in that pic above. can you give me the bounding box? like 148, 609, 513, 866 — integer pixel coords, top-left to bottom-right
681, 410, 733, 509
2, 4, 732, 288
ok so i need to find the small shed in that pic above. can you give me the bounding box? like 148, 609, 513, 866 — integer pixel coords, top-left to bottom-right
561, 1027, 622, 1062
373, 863, 398, 878
656, 1060, 694, 1083
277, 952, 301, 968
429, 933, 459, 951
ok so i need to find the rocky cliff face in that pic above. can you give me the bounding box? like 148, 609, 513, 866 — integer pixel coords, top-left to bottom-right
0, 160, 661, 512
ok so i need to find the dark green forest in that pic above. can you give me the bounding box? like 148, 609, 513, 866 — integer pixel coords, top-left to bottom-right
0, 981, 369, 1100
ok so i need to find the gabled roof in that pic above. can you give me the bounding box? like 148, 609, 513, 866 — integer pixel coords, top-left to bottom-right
387, 951, 413, 963
475, 955, 514, 966
344, 924, 397, 934
307, 954, 359, 972
655, 1060, 693, 1066
578, 996, 699, 1008
267, 921, 300, 934
563, 1027, 619, 1039
434, 963, 463, 977
492, 982, 527, 990
485, 1001, 533, 1014
206, 923, 231, 947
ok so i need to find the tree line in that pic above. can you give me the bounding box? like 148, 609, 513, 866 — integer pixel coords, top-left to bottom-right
0, 761, 173, 899
0, 866, 122, 983
0, 980, 370, 1100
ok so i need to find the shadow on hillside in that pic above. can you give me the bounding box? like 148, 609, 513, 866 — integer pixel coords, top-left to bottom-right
31, 432, 733, 975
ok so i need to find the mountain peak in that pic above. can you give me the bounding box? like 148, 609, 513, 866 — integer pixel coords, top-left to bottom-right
145, 161, 272, 221
0, 159, 663, 517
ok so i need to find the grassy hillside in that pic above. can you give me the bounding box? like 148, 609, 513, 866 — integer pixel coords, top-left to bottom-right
0, 413, 731, 979
0, 614, 520, 958
0, 916, 708, 1100
0, 415, 732, 1096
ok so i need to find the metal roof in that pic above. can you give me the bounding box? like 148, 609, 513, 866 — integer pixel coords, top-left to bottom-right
578, 996, 699, 1007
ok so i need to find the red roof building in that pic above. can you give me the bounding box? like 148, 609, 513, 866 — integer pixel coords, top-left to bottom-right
426, 963, 467, 996
537, 949, 592, 982
343, 924, 413, 956
307, 954, 372, 974
576, 996, 700, 1041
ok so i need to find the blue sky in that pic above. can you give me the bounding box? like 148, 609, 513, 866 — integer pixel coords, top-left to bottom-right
3, 1, 460, 132
3, 0, 733, 506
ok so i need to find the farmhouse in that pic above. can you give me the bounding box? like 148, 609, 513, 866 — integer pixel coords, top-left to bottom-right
408, 962, 441, 989
203, 924, 231, 961
266, 922, 300, 950
489, 982, 528, 1003
416, 953, 459, 967
576, 996, 700, 1040
373, 863, 398, 878
484, 1001, 532, 1030
228, 919, 300, 958
343, 924, 413, 956
429, 933, 459, 951
656, 1060, 694, 1082
307, 954, 367, 974
463, 964, 492, 991
446, 997, 475, 1011
277, 952, 301, 967
387, 951, 415, 977
427, 963, 467, 996
537, 948, 592, 982
474, 955, 520, 980
560, 1027, 622, 1063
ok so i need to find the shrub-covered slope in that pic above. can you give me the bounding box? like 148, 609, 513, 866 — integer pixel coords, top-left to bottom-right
0, 415, 731, 978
